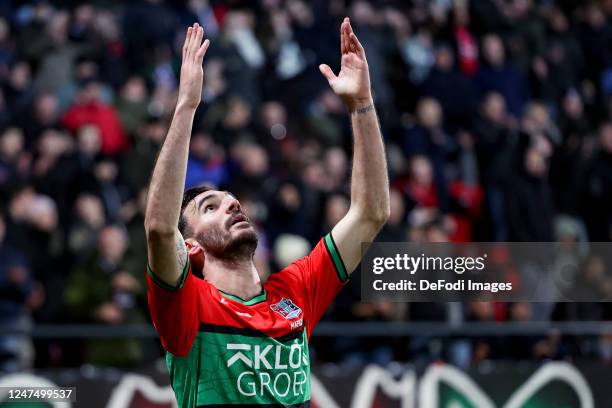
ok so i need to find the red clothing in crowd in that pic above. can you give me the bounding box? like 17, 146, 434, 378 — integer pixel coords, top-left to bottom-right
402, 178, 439, 208
62, 102, 128, 156
455, 26, 479, 76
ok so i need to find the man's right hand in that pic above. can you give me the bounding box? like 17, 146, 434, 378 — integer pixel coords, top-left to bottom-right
177, 23, 210, 111
145, 23, 209, 288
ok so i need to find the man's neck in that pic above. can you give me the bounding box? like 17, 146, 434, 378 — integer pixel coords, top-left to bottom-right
203, 257, 263, 301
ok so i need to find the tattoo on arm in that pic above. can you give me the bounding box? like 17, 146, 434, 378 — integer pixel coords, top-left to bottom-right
351, 103, 375, 115
176, 235, 188, 270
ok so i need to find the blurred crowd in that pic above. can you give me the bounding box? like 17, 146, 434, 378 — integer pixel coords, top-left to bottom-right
1, 0, 612, 372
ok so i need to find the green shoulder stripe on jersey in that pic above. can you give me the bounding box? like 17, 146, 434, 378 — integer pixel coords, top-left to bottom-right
218, 289, 267, 305
147, 258, 190, 291
323, 233, 349, 282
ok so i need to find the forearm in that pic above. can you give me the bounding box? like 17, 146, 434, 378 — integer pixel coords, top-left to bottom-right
323, 17, 389, 274
330, 98, 389, 274
145, 104, 196, 232
348, 98, 390, 223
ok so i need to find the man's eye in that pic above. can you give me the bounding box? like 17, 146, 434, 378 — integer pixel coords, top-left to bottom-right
205, 205, 215, 213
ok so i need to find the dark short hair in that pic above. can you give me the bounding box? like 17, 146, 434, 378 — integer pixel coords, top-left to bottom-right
178, 186, 214, 237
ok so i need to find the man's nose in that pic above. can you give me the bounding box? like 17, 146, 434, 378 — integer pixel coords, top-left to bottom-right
224, 196, 241, 213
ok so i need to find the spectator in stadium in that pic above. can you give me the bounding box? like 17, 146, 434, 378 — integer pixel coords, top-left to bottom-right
321, 192, 350, 237
475, 33, 528, 117
423, 43, 478, 129
4, 190, 58, 321
577, 3, 612, 86
582, 122, 612, 241
19, 92, 59, 149
116, 75, 149, 136
0, 127, 27, 196
67, 193, 106, 257
473, 92, 518, 240
64, 224, 145, 366
506, 144, 555, 242
397, 154, 439, 213
267, 182, 304, 241
551, 89, 591, 213
6, 61, 35, 125
211, 10, 262, 106
185, 130, 228, 189
122, 188, 150, 290
0, 212, 36, 373
119, 116, 166, 197
521, 101, 561, 147
62, 78, 128, 156
403, 97, 454, 211
451, 3, 479, 77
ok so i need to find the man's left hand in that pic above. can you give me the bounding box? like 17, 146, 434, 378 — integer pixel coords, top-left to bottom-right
319, 17, 372, 111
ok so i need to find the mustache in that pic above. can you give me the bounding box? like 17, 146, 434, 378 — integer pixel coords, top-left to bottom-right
226, 212, 250, 229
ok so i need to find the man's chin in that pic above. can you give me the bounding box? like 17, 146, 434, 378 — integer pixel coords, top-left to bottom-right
198, 226, 258, 260
228, 227, 258, 253
236, 228, 258, 244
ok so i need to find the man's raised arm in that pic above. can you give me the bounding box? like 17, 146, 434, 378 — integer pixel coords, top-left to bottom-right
144, 23, 209, 287
319, 18, 390, 275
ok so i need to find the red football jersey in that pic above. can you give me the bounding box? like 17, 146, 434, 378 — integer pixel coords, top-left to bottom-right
146, 233, 349, 407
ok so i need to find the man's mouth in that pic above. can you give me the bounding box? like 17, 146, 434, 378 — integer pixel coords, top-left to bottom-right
229, 214, 249, 228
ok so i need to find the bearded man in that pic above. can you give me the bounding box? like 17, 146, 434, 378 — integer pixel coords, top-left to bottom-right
144, 18, 389, 407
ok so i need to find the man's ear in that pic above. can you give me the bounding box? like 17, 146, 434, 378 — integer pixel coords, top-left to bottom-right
185, 238, 205, 279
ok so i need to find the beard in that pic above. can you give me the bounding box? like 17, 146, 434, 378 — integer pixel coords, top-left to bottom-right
196, 225, 258, 261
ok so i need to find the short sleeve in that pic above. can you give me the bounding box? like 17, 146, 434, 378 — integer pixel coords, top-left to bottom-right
146, 258, 201, 357
286, 232, 349, 337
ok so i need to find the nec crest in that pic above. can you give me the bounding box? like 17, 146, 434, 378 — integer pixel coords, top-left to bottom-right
270, 298, 302, 320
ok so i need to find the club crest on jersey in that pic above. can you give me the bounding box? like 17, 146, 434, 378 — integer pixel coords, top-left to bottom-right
270, 298, 302, 320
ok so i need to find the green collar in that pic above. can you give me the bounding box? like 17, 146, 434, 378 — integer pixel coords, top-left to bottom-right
218, 288, 267, 305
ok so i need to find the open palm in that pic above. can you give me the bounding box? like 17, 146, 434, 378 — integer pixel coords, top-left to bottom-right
320, 18, 372, 107
178, 23, 210, 110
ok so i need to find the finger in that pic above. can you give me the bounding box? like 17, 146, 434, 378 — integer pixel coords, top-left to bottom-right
319, 64, 337, 85
340, 17, 349, 54
191, 23, 201, 58
346, 17, 363, 52
187, 23, 199, 59
350, 32, 365, 56
346, 17, 354, 35
341, 20, 349, 55
196, 38, 210, 62
345, 20, 353, 53
183, 27, 192, 60
340, 21, 346, 55
344, 17, 356, 52
193, 25, 203, 60
185, 25, 195, 59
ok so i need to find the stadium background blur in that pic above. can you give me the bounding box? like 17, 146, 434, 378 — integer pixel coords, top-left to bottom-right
1, 0, 612, 390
